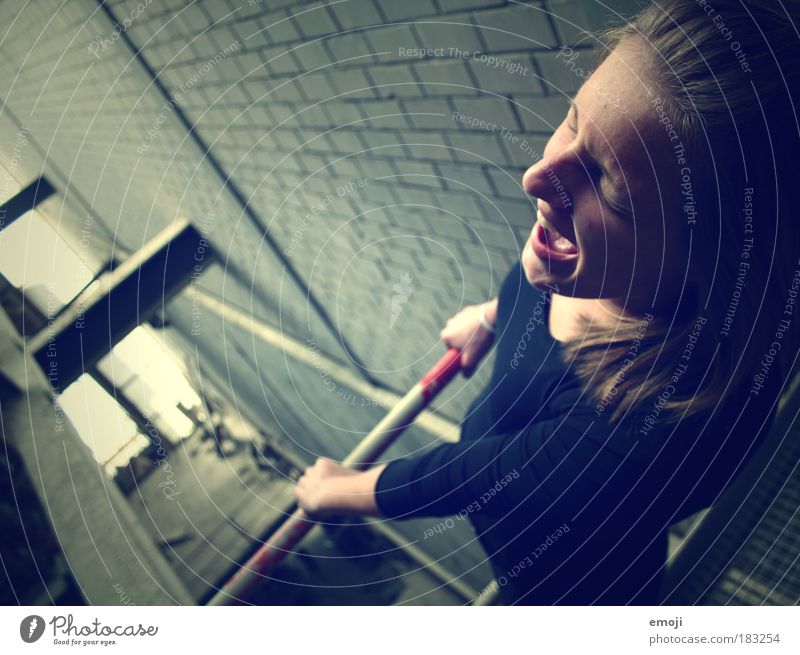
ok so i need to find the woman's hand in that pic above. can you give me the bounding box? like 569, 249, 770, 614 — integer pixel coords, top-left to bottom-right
294, 457, 387, 519
440, 299, 498, 377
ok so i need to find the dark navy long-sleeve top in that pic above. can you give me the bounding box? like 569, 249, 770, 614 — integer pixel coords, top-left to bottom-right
375, 261, 780, 605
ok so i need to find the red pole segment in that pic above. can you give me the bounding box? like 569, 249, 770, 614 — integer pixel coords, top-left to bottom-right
207, 348, 462, 605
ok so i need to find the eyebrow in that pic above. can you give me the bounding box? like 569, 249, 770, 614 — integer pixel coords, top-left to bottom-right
568, 99, 579, 124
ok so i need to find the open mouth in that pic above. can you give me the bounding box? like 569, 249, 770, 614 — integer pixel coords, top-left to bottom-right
531, 208, 579, 261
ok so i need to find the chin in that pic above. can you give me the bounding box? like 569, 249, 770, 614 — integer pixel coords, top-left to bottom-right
521, 241, 570, 292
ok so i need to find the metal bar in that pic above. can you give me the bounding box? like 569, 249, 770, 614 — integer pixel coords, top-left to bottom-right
207, 348, 462, 606
28, 218, 212, 389
0, 176, 55, 229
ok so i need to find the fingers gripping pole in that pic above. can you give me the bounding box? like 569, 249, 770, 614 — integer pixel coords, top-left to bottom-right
207, 348, 461, 605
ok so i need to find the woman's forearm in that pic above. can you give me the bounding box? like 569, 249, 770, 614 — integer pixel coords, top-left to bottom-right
328, 464, 387, 517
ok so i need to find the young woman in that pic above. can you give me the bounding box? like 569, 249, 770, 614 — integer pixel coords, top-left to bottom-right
295, 0, 799, 604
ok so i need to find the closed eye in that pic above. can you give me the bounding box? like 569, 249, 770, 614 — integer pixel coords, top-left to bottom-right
566, 100, 579, 133
566, 115, 578, 134
567, 99, 634, 220
603, 191, 634, 220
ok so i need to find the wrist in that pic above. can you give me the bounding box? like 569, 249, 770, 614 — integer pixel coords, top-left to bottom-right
485, 298, 499, 325
325, 465, 386, 517
479, 300, 498, 334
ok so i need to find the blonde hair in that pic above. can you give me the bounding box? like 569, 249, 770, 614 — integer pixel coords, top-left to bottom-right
563, 0, 800, 426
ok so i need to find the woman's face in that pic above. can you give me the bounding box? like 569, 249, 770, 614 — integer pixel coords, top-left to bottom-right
520, 37, 691, 312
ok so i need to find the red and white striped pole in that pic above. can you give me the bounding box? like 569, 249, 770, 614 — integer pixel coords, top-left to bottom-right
208, 347, 462, 606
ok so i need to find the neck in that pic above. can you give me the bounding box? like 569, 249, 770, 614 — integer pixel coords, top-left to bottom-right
596, 287, 687, 325
550, 290, 688, 341
595, 298, 651, 324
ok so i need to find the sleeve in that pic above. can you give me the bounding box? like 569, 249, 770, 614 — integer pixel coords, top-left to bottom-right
374, 408, 637, 521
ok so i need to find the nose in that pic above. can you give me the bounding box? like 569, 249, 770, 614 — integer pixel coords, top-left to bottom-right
521, 146, 583, 211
